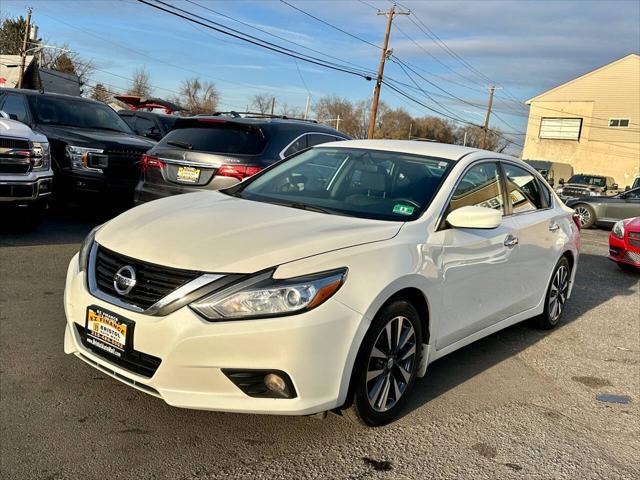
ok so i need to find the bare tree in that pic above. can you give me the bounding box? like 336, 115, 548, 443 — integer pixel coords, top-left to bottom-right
278, 103, 304, 118
179, 77, 219, 115
127, 67, 152, 97
251, 93, 274, 114
40, 42, 94, 87
90, 83, 113, 104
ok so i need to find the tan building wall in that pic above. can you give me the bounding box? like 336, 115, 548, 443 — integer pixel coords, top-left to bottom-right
522, 54, 640, 187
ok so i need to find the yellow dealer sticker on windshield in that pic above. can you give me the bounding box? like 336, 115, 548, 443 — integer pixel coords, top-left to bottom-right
393, 204, 415, 215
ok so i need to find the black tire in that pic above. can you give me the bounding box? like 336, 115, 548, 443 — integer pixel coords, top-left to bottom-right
573, 204, 596, 229
344, 299, 422, 427
537, 257, 571, 330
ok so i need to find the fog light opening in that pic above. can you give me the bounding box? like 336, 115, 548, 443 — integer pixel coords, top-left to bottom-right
264, 373, 288, 397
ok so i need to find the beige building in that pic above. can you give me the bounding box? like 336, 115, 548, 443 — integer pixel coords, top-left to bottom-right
522, 53, 640, 188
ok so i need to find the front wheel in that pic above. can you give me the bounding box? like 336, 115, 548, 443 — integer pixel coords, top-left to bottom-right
345, 300, 422, 427
537, 257, 571, 330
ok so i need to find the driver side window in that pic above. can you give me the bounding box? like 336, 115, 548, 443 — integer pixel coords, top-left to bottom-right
449, 162, 505, 214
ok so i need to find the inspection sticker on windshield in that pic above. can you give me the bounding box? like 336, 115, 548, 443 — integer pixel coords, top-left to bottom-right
393, 204, 415, 215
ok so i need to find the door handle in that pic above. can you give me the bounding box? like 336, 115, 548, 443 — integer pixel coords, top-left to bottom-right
549, 222, 560, 232
504, 235, 519, 248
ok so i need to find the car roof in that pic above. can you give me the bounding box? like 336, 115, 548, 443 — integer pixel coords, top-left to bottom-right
322, 139, 503, 161
176, 115, 345, 135
4, 88, 103, 103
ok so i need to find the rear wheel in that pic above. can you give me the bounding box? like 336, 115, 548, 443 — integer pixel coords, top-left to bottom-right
573, 204, 595, 228
537, 257, 571, 330
345, 300, 422, 427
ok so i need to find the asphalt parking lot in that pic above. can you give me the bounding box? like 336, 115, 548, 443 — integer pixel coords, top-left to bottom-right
1, 211, 638, 480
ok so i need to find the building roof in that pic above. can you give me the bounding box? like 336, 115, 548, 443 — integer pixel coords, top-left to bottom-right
526, 53, 640, 104
0, 55, 36, 88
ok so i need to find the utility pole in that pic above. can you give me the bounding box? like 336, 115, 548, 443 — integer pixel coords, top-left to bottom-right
270, 97, 275, 115
18, 7, 33, 89
480, 85, 496, 149
336, 115, 341, 131
304, 95, 310, 120
408, 122, 413, 140
367, 4, 409, 139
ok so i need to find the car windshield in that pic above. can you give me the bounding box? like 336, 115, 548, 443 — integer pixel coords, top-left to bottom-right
568, 175, 606, 187
27, 95, 133, 133
226, 147, 453, 221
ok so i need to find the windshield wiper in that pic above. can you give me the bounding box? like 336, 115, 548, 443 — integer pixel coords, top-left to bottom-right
166, 140, 193, 150
284, 202, 338, 215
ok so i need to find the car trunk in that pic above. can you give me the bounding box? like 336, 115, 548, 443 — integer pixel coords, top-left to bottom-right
144, 120, 266, 188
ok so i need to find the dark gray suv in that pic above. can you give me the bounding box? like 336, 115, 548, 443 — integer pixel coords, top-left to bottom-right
134, 113, 349, 204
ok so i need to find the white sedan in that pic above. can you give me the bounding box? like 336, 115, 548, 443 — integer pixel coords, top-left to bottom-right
63, 140, 580, 426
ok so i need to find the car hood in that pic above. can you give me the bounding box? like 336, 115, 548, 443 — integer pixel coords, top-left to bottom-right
35, 125, 155, 150
96, 192, 403, 273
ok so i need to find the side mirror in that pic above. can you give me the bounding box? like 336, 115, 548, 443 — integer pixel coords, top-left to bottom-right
625, 185, 630, 191
549, 179, 555, 187
612, 183, 618, 190
559, 178, 565, 185
8, 113, 18, 121
447, 206, 502, 229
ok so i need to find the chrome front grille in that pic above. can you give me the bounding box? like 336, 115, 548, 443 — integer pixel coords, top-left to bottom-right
92, 244, 202, 310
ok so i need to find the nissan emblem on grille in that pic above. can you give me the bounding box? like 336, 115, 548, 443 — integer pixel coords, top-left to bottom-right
113, 265, 137, 295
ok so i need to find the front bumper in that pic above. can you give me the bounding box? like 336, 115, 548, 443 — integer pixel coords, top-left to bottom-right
0, 176, 53, 202
63, 253, 362, 415
608, 235, 640, 267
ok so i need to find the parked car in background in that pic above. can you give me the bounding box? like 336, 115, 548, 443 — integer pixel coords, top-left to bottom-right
566, 187, 640, 228
0, 89, 155, 204
525, 160, 573, 189
134, 112, 350, 204
64, 140, 580, 426
557, 173, 619, 198
0, 111, 53, 227
632, 176, 640, 190
118, 110, 178, 141
609, 216, 640, 271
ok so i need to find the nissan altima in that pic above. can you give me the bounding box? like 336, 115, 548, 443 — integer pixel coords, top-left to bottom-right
63, 140, 581, 426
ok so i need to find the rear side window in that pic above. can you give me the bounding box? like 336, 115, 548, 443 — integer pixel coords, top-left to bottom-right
503, 164, 544, 213
307, 133, 336, 147
159, 125, 265, 155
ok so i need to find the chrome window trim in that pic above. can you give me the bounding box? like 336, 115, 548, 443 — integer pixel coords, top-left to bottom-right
158, 157, 222, 169
87, 242, 224, 316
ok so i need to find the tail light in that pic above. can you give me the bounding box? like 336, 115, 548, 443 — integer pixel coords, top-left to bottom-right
572, 212, 582, 231
217, 164, 262, 181
141, 154, 164, 171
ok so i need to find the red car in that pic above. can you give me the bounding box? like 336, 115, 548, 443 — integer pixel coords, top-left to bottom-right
609, 217, 640, 270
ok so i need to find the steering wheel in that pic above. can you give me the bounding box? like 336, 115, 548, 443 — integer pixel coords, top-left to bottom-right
394, 198, 420, 208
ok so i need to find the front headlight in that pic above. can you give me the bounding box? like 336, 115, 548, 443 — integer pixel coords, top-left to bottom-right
78, 225, 103, 272
66, 145, 104, 172
191, 268, 348, 320
611, 220, 625, 239
589, 190, 599, 196
31, 141, 50, 170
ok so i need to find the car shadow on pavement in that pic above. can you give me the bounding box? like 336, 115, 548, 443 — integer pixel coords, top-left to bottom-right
0, 201, 129, 247
401, 251, 639, 418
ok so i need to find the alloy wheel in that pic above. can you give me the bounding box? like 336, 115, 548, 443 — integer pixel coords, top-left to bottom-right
548, 265, 569, 322
366, 316, 417, 412
574, 206, 591, 227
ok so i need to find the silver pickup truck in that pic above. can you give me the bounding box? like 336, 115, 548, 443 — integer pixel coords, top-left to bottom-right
1, 111, 53, 227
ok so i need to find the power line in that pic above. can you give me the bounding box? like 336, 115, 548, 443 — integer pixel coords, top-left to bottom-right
186, 0, 377, 76
136, 0, 373, 80
280, 0, 382, 50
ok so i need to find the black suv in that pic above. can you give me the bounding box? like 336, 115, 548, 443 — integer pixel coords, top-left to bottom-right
135, 113, 349, 204
559, 173, 619, 199
0, 89, 155, 202
118, 110, 178, 141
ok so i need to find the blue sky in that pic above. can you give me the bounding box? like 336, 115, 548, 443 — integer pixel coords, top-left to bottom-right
2, 0, 640, 149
